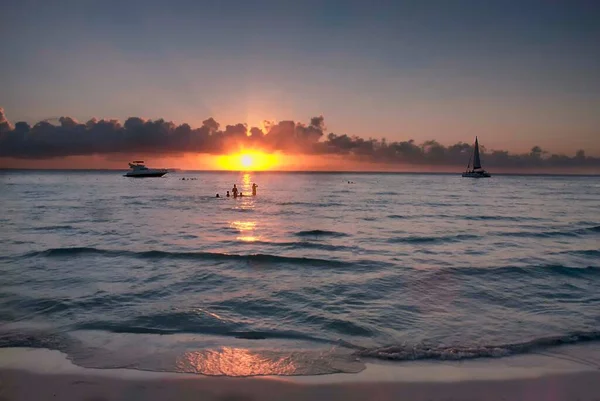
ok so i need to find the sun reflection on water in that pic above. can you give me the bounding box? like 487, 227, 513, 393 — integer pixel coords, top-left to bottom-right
230, 221, 256, 231
227, 173, 263, 242
176, 347, 297, 376
242, 173, 251, 192
230, 220, 259, 242
237, 236, 259, 242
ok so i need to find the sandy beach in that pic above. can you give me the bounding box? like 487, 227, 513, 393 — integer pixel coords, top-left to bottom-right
2, 347, 600, 400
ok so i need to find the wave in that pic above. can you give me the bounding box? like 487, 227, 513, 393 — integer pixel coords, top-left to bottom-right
387, 214, 406, 219
74, 314, 238, 336
0, 328, 72, 352
494, 225, 600, 239
71, 321, 339, 346
356, 331, 600, 361
278, 201, 316, 206
270, 241, 355, 252
580, 225, 600, 233
23, 247, 348, 267
213, 238, 356, 252
278, 201, 344, 207
30, 225, 75, 231
387, 234, 478, 244
495, 230, 578, 239
559, 249, 600, 258
463, 215, 543, 222
446, 264, 600, 278
178, 234, 199, 240
294, 229, 349, 238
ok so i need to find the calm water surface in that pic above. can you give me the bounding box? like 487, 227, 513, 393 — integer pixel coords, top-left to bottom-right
1, 171, 599, 376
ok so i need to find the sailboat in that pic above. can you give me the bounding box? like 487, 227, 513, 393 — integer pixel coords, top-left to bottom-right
462, 137, 491, 178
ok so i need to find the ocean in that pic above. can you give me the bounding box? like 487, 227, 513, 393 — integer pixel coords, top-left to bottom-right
1, 170, 599, 376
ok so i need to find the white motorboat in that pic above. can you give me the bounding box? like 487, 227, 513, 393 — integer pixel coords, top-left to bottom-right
124, 161, 168, 178
462, 137, 491, 178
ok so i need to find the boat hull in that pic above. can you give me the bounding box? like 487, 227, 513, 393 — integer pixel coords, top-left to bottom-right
462, 171, 491, 178
124, 172, 167, 178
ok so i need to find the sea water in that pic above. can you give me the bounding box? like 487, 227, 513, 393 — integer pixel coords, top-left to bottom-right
1, 171, 599, 376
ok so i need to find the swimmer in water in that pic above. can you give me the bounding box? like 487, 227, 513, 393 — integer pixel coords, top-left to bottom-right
216, 194, 220, 198
226, 191, 230, 197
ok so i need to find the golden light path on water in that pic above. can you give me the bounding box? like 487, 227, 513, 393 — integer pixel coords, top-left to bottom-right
230, 220, 258, 242
228, 173, 259, 242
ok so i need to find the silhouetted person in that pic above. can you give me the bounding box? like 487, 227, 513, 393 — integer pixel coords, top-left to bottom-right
226, 191, 230, 197
252, 183, 258, 196
232, 184, 238, 198
216, 194, 220, 198
239, 192, 244, 197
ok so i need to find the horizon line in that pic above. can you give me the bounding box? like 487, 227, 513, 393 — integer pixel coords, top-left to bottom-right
1, 167, 599, 177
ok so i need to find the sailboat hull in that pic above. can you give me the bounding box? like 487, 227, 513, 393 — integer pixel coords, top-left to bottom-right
462, 171, 491, 178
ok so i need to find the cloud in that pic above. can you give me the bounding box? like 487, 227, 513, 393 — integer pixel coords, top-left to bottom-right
0, 108, 598, 170
0, 108, 13, 132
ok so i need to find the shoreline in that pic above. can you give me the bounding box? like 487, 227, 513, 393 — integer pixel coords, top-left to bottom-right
2, 347, 600, 400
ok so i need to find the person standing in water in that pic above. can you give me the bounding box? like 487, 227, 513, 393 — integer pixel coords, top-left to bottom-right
252, 183, 258, 196
232, 184, 238, 198
226, 191, 230, 197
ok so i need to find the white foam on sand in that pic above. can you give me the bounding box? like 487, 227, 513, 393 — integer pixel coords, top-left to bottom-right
296, 342, 600, 384
0, 347, 193, 380
2, 346, 600, 401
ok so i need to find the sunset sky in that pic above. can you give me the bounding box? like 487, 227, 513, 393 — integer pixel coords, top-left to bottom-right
1, 0, 600, 170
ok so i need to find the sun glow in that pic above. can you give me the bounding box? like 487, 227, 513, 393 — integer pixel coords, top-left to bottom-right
241, 154, 253, 168
216, 151, 278, 171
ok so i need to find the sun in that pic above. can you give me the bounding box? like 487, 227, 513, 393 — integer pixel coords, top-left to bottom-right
216, 151, 279, 171
240, 154, 253, 168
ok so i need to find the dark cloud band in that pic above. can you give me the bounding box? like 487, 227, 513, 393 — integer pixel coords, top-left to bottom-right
0, 108, 597, 169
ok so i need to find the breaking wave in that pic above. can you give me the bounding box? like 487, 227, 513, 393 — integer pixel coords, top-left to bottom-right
356, 331, 600, 361
294, 229, 349, 238
23, 247, 348, 267
387, 234, 478, 244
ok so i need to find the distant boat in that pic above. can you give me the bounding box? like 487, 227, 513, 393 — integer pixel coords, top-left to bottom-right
124, 161, 168, 178
462, 137, 491, 178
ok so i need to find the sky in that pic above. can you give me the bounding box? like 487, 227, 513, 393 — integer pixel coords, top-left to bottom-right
1, 0, 600, 169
